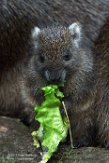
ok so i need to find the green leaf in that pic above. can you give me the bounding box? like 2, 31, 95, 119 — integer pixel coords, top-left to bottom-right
32, 84, 69, 163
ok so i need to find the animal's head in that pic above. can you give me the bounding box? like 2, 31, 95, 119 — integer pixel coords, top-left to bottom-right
21, 23, 93, 106
30, 22, 91, 84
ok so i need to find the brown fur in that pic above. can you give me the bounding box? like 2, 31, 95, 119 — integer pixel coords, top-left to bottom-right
93, 19, 109, 148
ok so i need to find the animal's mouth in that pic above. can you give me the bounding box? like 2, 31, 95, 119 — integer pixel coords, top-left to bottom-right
44, 69, 66, 83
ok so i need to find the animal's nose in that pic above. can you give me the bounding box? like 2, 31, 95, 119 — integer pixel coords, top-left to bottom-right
45, 69, 66, 83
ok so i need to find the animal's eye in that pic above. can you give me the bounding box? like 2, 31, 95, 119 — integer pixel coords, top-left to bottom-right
63, 54, 71, 61
39, 55, 45, 63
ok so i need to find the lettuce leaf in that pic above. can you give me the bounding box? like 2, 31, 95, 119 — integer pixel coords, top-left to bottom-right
32, 85, 69, 163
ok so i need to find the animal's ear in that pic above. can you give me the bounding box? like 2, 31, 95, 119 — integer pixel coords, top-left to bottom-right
31, 27, 41, 48
69, 22, 81, 45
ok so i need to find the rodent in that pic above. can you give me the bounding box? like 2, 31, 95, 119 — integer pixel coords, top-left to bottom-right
21, 23, 95, 148
21, 21, 109, 149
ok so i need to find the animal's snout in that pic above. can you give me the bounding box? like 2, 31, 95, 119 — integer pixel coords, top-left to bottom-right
45, 69, 66, 83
